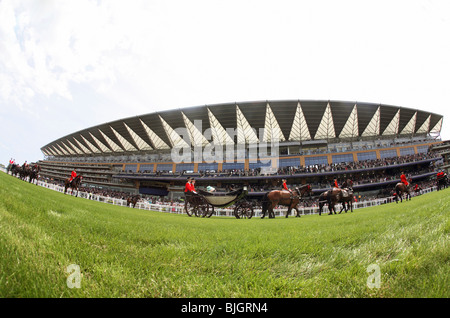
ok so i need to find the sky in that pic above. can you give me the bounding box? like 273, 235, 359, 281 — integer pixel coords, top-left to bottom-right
1, 0, 449, 166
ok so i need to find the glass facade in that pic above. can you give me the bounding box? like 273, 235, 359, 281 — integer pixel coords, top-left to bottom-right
357, 151, 377, 161
399, 147, 415, 156
198, 163, 218, 171
332, 153, 354, 164
279, 158, 301, 167
380, 149, 398, 159
176, 163, 195, 172
156, 163, 173, 172
305, 156, 328, 166
222, 162, 245, 170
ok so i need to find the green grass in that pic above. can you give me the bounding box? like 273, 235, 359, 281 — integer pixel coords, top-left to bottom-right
0, 172, 448, 298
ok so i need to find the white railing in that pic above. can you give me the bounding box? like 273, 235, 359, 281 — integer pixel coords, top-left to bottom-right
33, 178, 438, 218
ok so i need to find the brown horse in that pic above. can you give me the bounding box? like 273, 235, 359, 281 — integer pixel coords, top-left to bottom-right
64, 175, 82, 197
394, 182, 411, 203
261, 184, 312, 219
127, 195, 141, 208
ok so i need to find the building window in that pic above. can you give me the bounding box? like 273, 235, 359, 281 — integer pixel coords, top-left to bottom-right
248, 161, 272, 169
279, 158, 301, 168
156, 163, 173, 172
379, 149, 398, 159
332, 153, 354, 164
139, 164, 154, 172
176, 163, 194, 172
222, 162, 245, 170
124, 164, 137, 172
305, 156, 328, 167
198, 163, 218, 171
416, 145, 429, 154
357, 151, 377, 161
399, 147, 415, 156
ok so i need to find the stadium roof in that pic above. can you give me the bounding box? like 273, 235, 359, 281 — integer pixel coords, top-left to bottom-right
41, 100, 444, 157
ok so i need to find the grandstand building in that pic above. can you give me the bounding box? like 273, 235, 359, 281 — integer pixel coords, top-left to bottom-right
38, 100, 444, 199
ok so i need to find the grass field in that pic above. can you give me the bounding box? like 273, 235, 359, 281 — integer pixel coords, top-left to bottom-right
0, 171, 448, 298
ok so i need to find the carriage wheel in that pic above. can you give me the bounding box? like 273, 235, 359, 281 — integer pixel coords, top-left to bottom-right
195, 197, 210, 217
184, 197, 196, 217
206, 206, 215, 218
185, 196, 210, 217
234, 202, 254, 219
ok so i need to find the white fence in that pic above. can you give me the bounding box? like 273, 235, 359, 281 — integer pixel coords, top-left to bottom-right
34, 178, 438, 218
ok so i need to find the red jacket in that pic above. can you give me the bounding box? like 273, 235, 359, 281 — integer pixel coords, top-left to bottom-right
282, 182, 289, 191
400, 174, 408, 186
184, 182, 196, 193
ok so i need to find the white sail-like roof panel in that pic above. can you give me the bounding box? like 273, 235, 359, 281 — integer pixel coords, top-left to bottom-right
40, 100, 443, 157
314, 102, 336, 140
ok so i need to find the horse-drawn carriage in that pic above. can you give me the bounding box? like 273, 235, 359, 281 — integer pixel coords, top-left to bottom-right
184, 184, 313, 219
184, 186, 254, 219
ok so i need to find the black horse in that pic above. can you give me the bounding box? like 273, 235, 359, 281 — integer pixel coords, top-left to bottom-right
437, 175, 448, 191
127, 195, 141, 208
9, 164, 21, 177
339, 188, 354, 213
318, 188, 344, 215
64, 175, 82, 197
28, 165, 40, 184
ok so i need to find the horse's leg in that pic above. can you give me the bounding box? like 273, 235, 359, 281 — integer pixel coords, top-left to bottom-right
261, 202, 266, 219
339, 202, 345, 214
295, 206, 301, 218
270, 202, 276, 218
286, 205, 291, 218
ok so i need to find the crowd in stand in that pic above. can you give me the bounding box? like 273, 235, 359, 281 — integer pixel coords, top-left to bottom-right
276, 152, 438, 175
25, 150, 443, 207
136, 152, 440, 178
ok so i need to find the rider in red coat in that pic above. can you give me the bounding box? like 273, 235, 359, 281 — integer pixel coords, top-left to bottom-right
334, 179, 339, 188
184, 178, 197, 194
400, 172, 409, 186
69, 169, 77, 182
282, 179, 290, 191
184, 177, 192, 192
